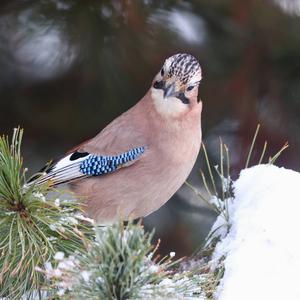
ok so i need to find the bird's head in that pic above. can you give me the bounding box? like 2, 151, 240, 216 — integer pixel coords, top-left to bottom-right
150, 53, 202, 117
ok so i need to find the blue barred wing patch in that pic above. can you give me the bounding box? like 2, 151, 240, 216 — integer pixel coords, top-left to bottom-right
79, 146, 146, 176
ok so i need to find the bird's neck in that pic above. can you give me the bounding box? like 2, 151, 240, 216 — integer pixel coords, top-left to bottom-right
135, 90, 201, 139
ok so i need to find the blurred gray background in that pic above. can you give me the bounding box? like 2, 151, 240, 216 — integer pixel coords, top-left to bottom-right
0, 0, 299, 256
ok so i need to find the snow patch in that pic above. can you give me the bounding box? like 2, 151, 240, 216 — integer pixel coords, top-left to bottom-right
169, 251, 176, 258
54, 251, 65, 261
214, 164, 300, 300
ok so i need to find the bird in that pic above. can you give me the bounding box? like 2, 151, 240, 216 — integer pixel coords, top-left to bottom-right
32, 53, 203, 224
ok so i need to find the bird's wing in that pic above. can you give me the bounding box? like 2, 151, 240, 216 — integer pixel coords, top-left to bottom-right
31, 146, 146, 187
31, 100, 150, 187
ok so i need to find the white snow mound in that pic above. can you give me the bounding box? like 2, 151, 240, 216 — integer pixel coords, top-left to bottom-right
214, 164, 300, 300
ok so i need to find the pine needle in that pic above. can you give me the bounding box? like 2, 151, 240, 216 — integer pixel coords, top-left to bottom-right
245, 124, 260, 168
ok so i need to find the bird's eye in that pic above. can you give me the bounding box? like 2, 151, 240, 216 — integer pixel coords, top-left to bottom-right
187, 85, 194, 91
160, 68, 164, 76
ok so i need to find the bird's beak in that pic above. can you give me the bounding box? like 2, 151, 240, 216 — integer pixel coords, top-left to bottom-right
163, 82, 176, 98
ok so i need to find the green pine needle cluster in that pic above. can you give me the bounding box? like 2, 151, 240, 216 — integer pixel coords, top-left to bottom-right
66, 222, 166, 299
0, 128, 94, 299
55, 222, 204, 300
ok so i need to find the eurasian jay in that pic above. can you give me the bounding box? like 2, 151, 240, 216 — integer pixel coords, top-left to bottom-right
34, 53, 203, 224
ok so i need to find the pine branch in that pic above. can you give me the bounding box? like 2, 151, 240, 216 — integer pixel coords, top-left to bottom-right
0, 128, 94, 299
46, 222, 205, 299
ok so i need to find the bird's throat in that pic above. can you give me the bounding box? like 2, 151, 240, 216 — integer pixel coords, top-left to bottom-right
150, 87, 189, 118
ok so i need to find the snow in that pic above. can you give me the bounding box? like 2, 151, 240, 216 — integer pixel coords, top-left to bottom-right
54, 251, 65, 261
57, 256, 76, 270
169, 251, 176, 258
33, 192, 46, 202
139, 274, 205, 299
74, 213, 95, 224
81, 271, 91, 282
54, 198, 60, 207
148, 264, 160, 273
213, 164, 300, 300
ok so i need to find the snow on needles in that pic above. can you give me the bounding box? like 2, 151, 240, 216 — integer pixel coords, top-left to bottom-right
214, 164, 300, 300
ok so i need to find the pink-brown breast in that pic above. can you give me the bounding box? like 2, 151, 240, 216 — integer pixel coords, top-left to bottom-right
71, 94, 202, 224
